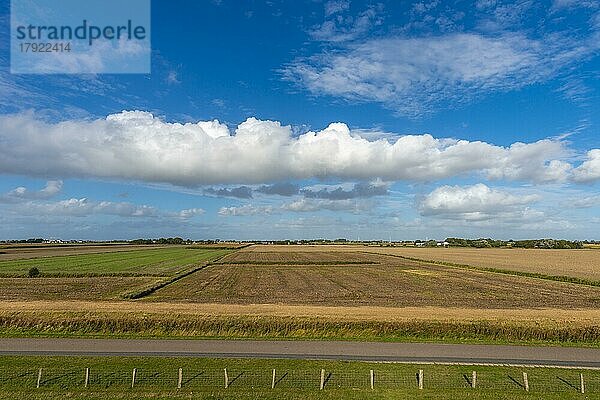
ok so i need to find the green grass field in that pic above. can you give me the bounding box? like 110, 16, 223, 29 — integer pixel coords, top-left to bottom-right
0, 247, 232, 277
0, 356, 595, 399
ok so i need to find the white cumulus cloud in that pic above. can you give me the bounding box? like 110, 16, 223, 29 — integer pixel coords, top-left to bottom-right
0, 111, 588, 186
419, 183, 540, 221
0, 180, 63, 203
573, 149, 600, 182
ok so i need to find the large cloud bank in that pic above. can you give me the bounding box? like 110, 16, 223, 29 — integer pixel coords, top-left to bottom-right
0, 110, 597, 185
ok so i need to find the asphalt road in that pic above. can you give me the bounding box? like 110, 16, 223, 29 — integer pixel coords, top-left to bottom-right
1, 339, 599, 368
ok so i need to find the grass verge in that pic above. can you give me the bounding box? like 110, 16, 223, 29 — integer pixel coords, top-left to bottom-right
0, 312, 599, 347
0, 355, 596, 399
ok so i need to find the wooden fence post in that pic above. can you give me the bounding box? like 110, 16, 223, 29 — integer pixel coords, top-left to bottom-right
224, 368, 229, 389
131, 368, 137, 388
580, 373, 585, 394
271, 369, 276, 389
320, 369, 325, 390
36, 368, 42, 388
418, 369, 423, 390
522, 372, 529, 392
177, 368, 182, 389
472, 371, 476, 388
85, 368, 89, 388
370, 369, 374, 390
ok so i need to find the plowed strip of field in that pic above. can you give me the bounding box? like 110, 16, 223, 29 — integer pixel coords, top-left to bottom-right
148, 259, 600, 308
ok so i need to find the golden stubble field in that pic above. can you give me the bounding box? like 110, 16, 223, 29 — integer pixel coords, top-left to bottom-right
363, 246, 600, 281
149, 245, 600, 309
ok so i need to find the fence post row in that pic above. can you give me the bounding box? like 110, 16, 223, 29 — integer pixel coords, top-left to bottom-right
24, 365, 597, 393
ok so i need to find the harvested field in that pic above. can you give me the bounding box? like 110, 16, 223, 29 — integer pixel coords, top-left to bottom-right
221, 246, 376, 264
0, 244, 169, 261
150, 247, 600, 308
0, 247, 231, 277
0, 277, 158, 300
364, 247, 600, 281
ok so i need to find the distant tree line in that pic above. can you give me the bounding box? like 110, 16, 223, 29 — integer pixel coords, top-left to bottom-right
129, 237, 192, 245
444, 237, 583, 249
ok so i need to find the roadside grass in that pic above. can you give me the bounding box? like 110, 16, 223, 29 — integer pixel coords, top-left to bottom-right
0, 247, 232, 277
0, 356, 596, 399
1, 313, 599, 347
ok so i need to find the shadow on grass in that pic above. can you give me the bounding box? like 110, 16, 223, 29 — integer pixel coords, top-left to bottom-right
228, 371, 244, 387
557, 376, 579, 391
508, 375, 525, 389
274, 372, 288, 387
182, 370, 204, 387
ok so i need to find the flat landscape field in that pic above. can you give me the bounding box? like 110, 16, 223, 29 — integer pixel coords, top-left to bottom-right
0, 246, 232, 300
0, 244, 167, 261
150, 245, 600, 308
0, 247, 231, 276
364, 246, 600, 281
1, 244, 600, 345
0, 277, 158, 301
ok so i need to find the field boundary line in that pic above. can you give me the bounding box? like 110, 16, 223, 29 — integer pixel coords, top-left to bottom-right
362, 251, 600, 288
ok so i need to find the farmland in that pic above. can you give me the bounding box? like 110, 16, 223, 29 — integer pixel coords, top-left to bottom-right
0, 247, 232, 277
365, 246, 600, 282
0, 246, 233, 301
151, 246, 600, 308
0, 244, 167, 261
1, 244, 600, 345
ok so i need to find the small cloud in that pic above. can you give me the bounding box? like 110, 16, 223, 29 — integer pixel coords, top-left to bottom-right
175, 208, 205, 219
218, 204, 274, 216
324, 0, 350, 17
573, 149, 600, 183
301, 180, 389, 200
282, 198, 371, 213
1, 180, 63, 203
212, 98, 226, 108
255, 182, 299, 196
205, 186, 253, 199
166, 71, 181, 85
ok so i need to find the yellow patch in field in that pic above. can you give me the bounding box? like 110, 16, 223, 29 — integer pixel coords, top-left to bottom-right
403, 269, 436, 276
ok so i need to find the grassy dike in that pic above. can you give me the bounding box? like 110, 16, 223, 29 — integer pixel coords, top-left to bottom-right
0, 356, 596, 399
1, 312, 599, 346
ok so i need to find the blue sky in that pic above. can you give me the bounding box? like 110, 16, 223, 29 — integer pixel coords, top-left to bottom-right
0, 0, 599, 240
